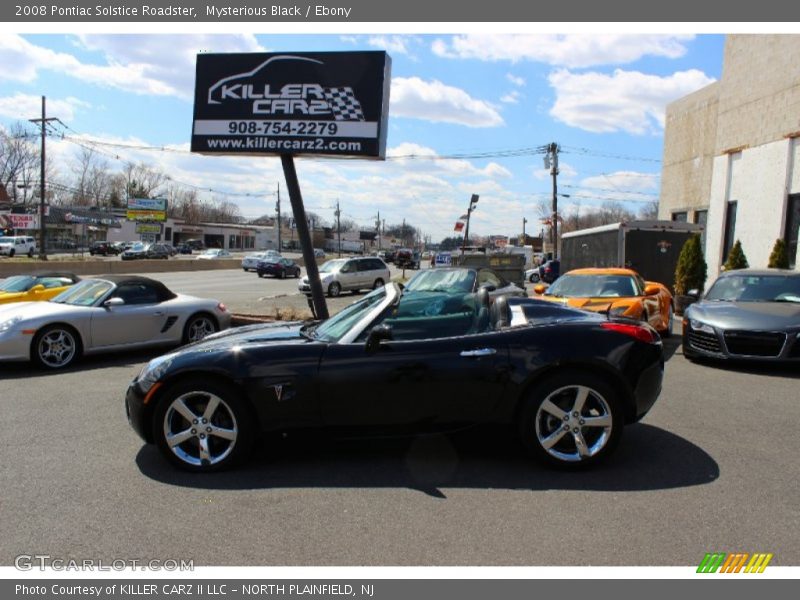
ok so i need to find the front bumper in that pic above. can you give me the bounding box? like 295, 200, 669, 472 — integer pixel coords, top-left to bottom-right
682, 320, 800, 361
0, 329, 34, 361
125, 377, 153, 444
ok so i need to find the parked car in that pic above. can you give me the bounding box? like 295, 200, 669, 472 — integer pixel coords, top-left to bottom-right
313, 248, 326, 259
298, 256, 390, 297
0, 275, 231, 370
257, 257, 301, 279
404, 267, 526, 302
185, 239, 205, 251
531, 268, 674, 337
125, 282, 664, 472
526, 259, 560, 284
89, 241, 121, 256
395, 248, 421, 269
145, 244, 171, 260
175, 243, 192, 255
197, 249, 232, 260
120, 242, 149, 261
242, 251, 280, 272
0, 272, 80, 305
683, 269, 800, 362
0, 236, 36, 258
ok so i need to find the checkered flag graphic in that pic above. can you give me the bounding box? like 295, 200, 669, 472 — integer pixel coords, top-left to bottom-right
323, 87, 366, 121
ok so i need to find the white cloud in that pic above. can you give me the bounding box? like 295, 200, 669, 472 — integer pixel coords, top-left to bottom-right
0, 34, 263, 102
580, 171, 659, 192
432, 34, 694, 68
500, 91, 522, 104
390, 77, 504, 128
548, 68, 715, 134
506, 73, 526, 87
367, 35, 411, 55
0, 93, 90, 121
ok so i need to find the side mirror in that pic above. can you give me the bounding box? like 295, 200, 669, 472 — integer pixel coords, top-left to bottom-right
365, 324, 393, 353
104, 297, 125, 308
30, 284, 45, 294
533, 284, 546, 295
480, 284, 497, 293
687, 289, 701, 299
644, 284, 661, 296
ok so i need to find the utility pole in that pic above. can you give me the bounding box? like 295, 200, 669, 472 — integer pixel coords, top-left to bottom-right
461, 194, 479, 256
335, 199, 341, 257
522, 216, 527, 245
546, 142, 560, 259
375, 211, 381, 250
29, 96, 57, 260
276, 183, 281, 252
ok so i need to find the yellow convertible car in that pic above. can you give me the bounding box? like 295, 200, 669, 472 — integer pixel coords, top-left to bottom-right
532, 268, 674, 337
0, 272, 81, 304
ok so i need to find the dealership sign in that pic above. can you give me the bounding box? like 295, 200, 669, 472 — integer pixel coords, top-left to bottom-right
135, 223, 162, 234
191, 52, 391, 159
3, 213, 39, 229
127, 197, 167, 221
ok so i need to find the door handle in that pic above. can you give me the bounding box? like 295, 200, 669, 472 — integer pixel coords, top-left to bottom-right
153, 311, 166, 316
460, 348, 496, 357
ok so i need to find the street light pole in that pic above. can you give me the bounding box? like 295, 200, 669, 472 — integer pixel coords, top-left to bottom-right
461, 194, 479, 256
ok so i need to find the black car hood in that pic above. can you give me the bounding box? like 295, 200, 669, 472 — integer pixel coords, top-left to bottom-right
687, 300, 800, 330
186, 321, 311, 352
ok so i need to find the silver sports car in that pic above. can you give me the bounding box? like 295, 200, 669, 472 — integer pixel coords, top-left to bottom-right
682, 269, 800, 362
0, 275, 232, 369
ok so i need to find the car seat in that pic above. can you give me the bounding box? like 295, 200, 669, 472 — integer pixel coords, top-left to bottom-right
490, 295, 510, 329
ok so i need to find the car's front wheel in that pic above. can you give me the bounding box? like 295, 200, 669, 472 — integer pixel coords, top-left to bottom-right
31, 324, 81, 369
153, 378, 254, 472
519, 370, 623, 469
182, 314, 218, 344
28, 248, 34, 258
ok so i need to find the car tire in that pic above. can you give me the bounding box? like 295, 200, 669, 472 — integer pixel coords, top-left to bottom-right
518, 369, 623, 470
373, 278, 385, 289
661, 305, 674, 338
8, 249, 14, 257
529, 273, 540, 283
280, 270, 286, 279
294, 269, 300, 278
257, 272, 264, 278
182, 313, 218, 344
328, 282, 342, 297
28, 248, 34, 258
153, 377, 254, 472
31, 324, 82, 370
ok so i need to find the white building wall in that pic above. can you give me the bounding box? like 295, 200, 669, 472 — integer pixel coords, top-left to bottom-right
706, 139, 794, 282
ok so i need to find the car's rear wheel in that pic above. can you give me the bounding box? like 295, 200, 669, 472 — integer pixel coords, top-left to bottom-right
280, 270, 286, 279
153, 378, 254, 472
373, 278, 385, 289
28, 248, 34, 258
31, 325, 81, 370
182, 314, 218, 344
257, 272, 264, 278
529, 273, 539, 283
328, 282, 342, 297
519, 370, 623, 469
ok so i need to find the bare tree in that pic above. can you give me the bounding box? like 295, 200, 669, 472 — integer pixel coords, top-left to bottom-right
638, 199, 659, 220
0, 123, 39, 205
122, 161, 168, 199
70, 146, 114, 207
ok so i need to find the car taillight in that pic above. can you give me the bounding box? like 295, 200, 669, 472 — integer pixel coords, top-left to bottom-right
217, 302, 227, 312
601, 322, 659, 344
544, 267, 551, 273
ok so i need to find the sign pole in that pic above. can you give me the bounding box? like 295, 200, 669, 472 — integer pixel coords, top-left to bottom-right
280, 155, 329, 321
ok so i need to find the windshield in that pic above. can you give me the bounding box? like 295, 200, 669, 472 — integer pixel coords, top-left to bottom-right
50, 279, 113, 306
312, 285, 389, 342
0, 237, 14, 244
546, 274, 640, 298
0, 276, 34, 292
405, 269, 476, 293
129, 243, 146, 252
319, 259, 346, 274
705, 274, 800, 302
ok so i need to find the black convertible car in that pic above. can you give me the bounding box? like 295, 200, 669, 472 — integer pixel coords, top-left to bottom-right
683, 269, 800, 362
126, 283, 664, 472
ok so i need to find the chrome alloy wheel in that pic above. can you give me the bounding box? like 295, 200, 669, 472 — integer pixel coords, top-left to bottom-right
186, 317, 216, 342
534, 384, 613, 462
37, 328, 77, 368
163, 391, 238, 467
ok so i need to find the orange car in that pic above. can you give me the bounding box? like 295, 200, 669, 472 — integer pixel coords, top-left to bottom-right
532, 268, 674, 336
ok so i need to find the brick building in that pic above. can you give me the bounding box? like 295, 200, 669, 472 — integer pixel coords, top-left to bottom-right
659, 35, 800, 282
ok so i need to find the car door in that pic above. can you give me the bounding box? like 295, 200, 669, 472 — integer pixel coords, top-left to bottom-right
317, 328, 511, 428
90, 282, 171, 348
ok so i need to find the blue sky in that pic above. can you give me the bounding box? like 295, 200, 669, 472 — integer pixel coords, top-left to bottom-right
0, 33, 725, 241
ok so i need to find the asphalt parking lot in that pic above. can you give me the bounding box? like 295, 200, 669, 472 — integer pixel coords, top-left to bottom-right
1, 299, 798, 565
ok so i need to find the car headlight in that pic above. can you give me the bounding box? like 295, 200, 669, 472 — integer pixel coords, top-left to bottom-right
137, 352, 178, 393
690, 319, 715, 334
609, 305, 630, 317
0, 315, 22, 333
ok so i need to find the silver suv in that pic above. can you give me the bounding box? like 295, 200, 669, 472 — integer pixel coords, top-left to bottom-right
298, 257, 390, 297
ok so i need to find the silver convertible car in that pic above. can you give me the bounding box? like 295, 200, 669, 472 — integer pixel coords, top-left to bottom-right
0, 275, 231, 369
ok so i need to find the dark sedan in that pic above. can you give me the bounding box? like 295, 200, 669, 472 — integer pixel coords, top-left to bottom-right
126, 283, 664, 472
120, 243, 148, 261
683, 269, 800, 362
89, 241, 120, 256
256, 257, 301, 279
